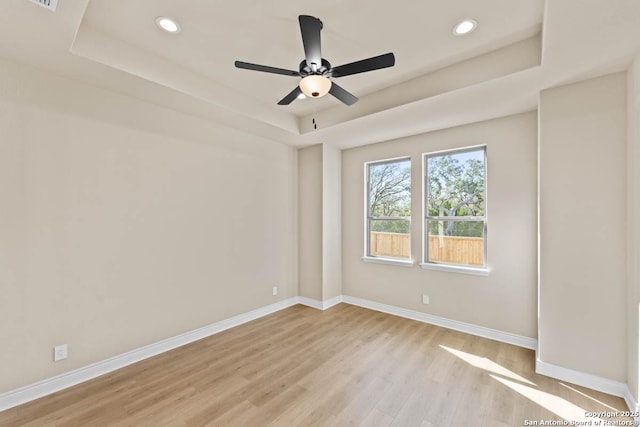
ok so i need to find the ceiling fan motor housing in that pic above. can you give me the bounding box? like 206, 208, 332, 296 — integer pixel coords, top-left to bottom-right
299, 59, 332, 77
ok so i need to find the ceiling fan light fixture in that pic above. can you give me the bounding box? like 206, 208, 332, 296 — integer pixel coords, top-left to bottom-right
453, 19, 477, 36
299, 75, 332, 98
155, 17, 180, 33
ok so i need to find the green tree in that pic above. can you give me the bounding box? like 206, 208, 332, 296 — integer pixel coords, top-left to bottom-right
427, 153, 484, 237
369, 161, 410, 233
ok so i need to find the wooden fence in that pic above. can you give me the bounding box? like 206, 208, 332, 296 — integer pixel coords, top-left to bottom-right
370, 232, 484, 266
369, 232, 411, 259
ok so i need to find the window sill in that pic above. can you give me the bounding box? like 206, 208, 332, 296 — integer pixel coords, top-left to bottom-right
419, 263, 489, 276
362, 256, 414, 268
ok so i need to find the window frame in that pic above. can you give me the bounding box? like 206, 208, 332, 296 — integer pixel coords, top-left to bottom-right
422, 146, 488, 274
363, 156, 412, 265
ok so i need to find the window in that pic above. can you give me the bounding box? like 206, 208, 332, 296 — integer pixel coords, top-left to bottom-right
424, 147, 486, 269
365, 158, 411, 261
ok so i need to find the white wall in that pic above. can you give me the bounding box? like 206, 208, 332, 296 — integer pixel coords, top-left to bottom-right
342, 112, 538, 338
298, 144, 323, 300
322, 144, 342, 301
0, 58, 298, 393
628, 57, 640, 402
298, 143, 343, 303
539, 72, 627, 382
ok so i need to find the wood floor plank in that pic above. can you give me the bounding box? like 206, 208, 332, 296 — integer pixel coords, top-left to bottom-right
360, 408, 394, 427
329, 375, 390, 426
0, 304, 632, 426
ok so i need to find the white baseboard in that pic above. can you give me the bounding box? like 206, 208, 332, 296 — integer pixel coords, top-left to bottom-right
344, 295, 640, 413
320, 295, 344, 310
536, 358, 636, 412
0, 297, 299, 412
296, 296, 324, 310
341, 295, 538, 350
3, 294, 635, 417
296, 295, 343, 310
622, 385, 640, 418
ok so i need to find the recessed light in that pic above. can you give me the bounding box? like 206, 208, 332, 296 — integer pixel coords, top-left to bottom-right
453, 19, 477, 36
155, 17, 180, 33
297, 93, 306, 100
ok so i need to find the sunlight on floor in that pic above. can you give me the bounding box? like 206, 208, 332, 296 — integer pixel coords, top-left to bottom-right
491, 375, 590, 422
559, 382, 622, 412
439, 344, 606, 424
439, 345, 536, 385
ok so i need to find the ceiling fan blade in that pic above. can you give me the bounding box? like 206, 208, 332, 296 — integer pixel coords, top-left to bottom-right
235, 61, 299, 77
330, 53, 395, 78
329, 82, 358, 106
299, 15, 322, 70
277, 86, 303, 105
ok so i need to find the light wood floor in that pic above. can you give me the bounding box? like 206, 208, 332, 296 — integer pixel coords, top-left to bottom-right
0, 304, 632, 426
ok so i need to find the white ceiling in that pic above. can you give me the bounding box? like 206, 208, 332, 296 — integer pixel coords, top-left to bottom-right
1, 0, 640, 148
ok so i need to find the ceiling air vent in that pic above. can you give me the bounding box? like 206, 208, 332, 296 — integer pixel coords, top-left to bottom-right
28, 0, 58, 12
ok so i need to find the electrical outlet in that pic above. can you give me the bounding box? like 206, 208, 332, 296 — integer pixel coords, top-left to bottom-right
272, 286, 278, 296
422, 295, 429, 305
54, 344, 68, 361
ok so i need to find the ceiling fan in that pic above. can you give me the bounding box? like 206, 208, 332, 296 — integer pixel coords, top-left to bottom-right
234, 15, 395, 106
